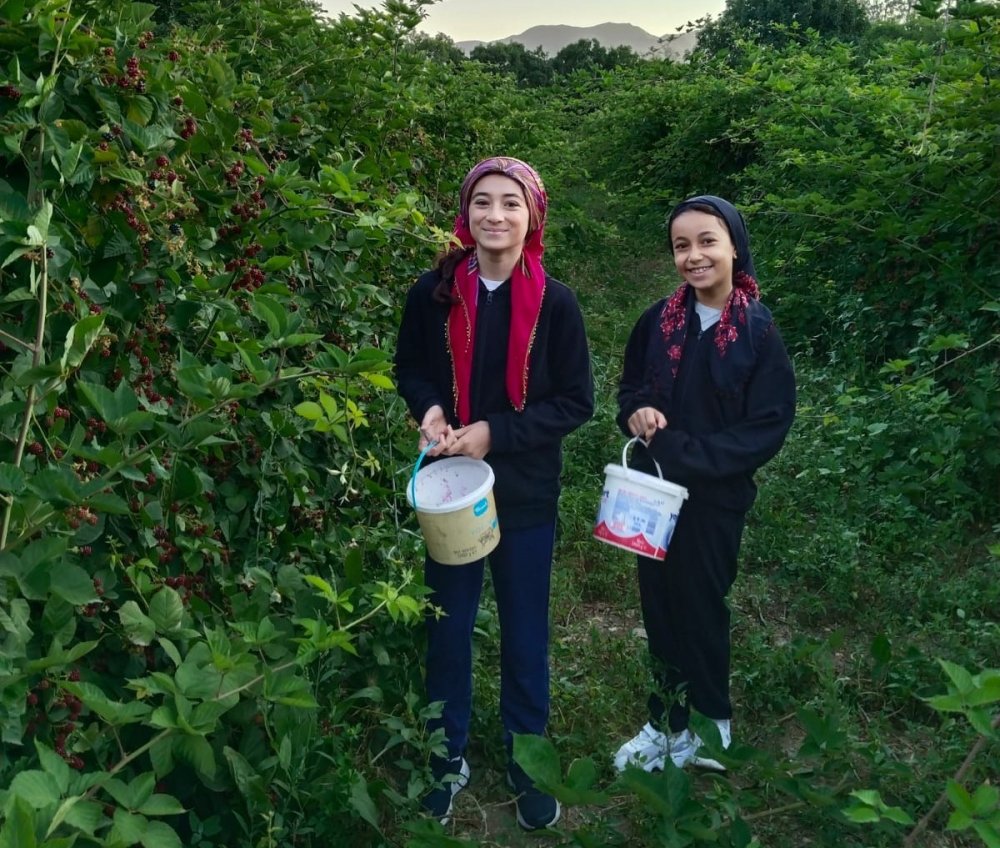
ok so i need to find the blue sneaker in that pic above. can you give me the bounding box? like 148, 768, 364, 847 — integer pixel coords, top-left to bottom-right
507, 760, 561, 831
421, 755, 470, 824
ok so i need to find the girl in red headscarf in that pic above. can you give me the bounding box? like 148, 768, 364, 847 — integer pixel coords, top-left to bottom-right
394, 157, 593, 830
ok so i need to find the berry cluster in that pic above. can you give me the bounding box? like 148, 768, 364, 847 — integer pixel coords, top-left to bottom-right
84, 416, 108, 442
224, 258, 266, 292
179, 116, 198, 140
225, 160, 245, 187
153, 524, 179, 565
163, 572, 210, 605
137, 31, 154, 50
108, 191, 149, 238
234, 127, 255, 153
230, 190, 266, 222
24, 679, 85, 769
66, 506, 99, 530
0, 84, 21, 101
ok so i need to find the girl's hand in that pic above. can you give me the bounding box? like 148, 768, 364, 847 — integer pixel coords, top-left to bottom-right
419, 406, 453, 456
627, 406, 667, 442
446, 421, 492, 460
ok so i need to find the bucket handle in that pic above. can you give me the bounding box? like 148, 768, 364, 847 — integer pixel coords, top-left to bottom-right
623, 436, 664, 480
409, 440, 439, 511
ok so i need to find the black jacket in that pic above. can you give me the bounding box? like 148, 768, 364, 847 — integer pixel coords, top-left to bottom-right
617, 297, 796, 512
395, 268, 594, 528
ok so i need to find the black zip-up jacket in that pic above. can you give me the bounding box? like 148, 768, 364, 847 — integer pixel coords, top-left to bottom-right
617, 298, 796, 512
395, 268, 594, 529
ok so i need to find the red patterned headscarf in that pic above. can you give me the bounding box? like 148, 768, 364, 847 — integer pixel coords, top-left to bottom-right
447, 157, 548, 425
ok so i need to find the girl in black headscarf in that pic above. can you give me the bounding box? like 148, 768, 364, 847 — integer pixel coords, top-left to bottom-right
613, 196, 796, 772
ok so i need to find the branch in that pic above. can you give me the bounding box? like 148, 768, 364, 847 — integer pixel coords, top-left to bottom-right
0, 328, 35, 353
903, 711, 1000, 847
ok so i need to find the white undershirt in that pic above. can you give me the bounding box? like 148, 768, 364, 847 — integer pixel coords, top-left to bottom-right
695, 302, 722, 331
480, 276, 505, 291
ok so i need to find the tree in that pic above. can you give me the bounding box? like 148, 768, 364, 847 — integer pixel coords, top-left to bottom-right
470, 41, 553, 86
698, 0, 870, 52
408, 31, 467, 66
551, 39, 638, 75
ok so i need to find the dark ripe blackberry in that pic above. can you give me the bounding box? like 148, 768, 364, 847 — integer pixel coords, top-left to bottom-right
169, 223, 182, 235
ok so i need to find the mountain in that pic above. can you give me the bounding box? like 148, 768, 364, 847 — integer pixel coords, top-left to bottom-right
454, 22, 698, 61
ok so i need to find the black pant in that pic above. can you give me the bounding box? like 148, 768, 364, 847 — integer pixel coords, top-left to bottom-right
637, 497, 745, 733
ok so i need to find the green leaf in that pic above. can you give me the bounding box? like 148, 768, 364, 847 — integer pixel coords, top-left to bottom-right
50, 563, 98, 605
939, 659, 975, 694
0, 179, 31, 223
349, 776, 379, 829
251, 299, 287, 340
344, 546, 363, 587
77, 380, 130, 423
137, 794, 186, 817
363, 372, 395, 390
294, 401, 323, 421
61, 314, 105, 371
947, 780, 975, 814
111, 809, 147, 844
119, 601, 156, 646
174, 735, 216, 778
35, 742, 71, 793
171, 460, 202, 500
61, 797, 104, 836
148, 588, 184, 633
1, 798, 37, 848
25, 466, 82, 506
844, 805, 882, 823
9, 770, 61, 808
262, 255, 294, 271
126, 95, 154, 127
0, 462, 27, 495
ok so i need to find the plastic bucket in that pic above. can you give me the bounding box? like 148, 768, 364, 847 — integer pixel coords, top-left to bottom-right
592, 437, 688, 561
407, 450, 500, 565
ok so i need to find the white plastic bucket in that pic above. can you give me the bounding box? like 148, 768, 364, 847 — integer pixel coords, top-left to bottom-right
593, 437, 688, 561
407, 452, 500, 565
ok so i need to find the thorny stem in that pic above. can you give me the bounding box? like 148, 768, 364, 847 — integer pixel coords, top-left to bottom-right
0, 130, 49, 551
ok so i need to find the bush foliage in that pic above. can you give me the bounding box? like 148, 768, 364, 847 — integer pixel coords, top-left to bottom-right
0, 0, 997, 846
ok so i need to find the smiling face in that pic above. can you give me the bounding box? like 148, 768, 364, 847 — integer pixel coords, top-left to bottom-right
467, 174, 531, 265
670, 209, 737, 308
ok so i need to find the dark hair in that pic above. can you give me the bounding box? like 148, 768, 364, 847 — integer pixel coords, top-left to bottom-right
431, 245, 473, 304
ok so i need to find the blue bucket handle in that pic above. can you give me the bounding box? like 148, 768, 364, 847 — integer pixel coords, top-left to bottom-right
409, 440, 439, 511
623, 436, 664, 481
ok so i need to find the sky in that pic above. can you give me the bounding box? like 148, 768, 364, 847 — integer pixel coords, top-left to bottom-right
315, 0, 728, 42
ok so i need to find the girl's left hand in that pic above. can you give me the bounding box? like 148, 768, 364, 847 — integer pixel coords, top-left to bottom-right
445, 421, 491, 460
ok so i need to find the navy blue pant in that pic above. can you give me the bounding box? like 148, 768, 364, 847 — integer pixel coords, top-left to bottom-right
637, 498, 744, 733
424, 522, 556, 758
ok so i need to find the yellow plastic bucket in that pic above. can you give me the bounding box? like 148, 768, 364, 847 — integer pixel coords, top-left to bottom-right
593, 437, 688, 561
407, 451, 500, 565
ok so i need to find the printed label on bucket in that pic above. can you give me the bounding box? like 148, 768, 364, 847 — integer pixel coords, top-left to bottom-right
593, 484, 680, 560
473, 498, 489, 517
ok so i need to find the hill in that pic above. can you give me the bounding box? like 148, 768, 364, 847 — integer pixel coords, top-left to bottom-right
455, 22, 698, 61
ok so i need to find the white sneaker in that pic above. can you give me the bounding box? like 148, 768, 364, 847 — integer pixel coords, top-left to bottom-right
613, 722, 669, 772
614, 721, 732, 773
690, 719, 731, 771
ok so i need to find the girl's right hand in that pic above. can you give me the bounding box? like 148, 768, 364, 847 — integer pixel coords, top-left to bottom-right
627, 406, 667, 442
419, 405, 454, 456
